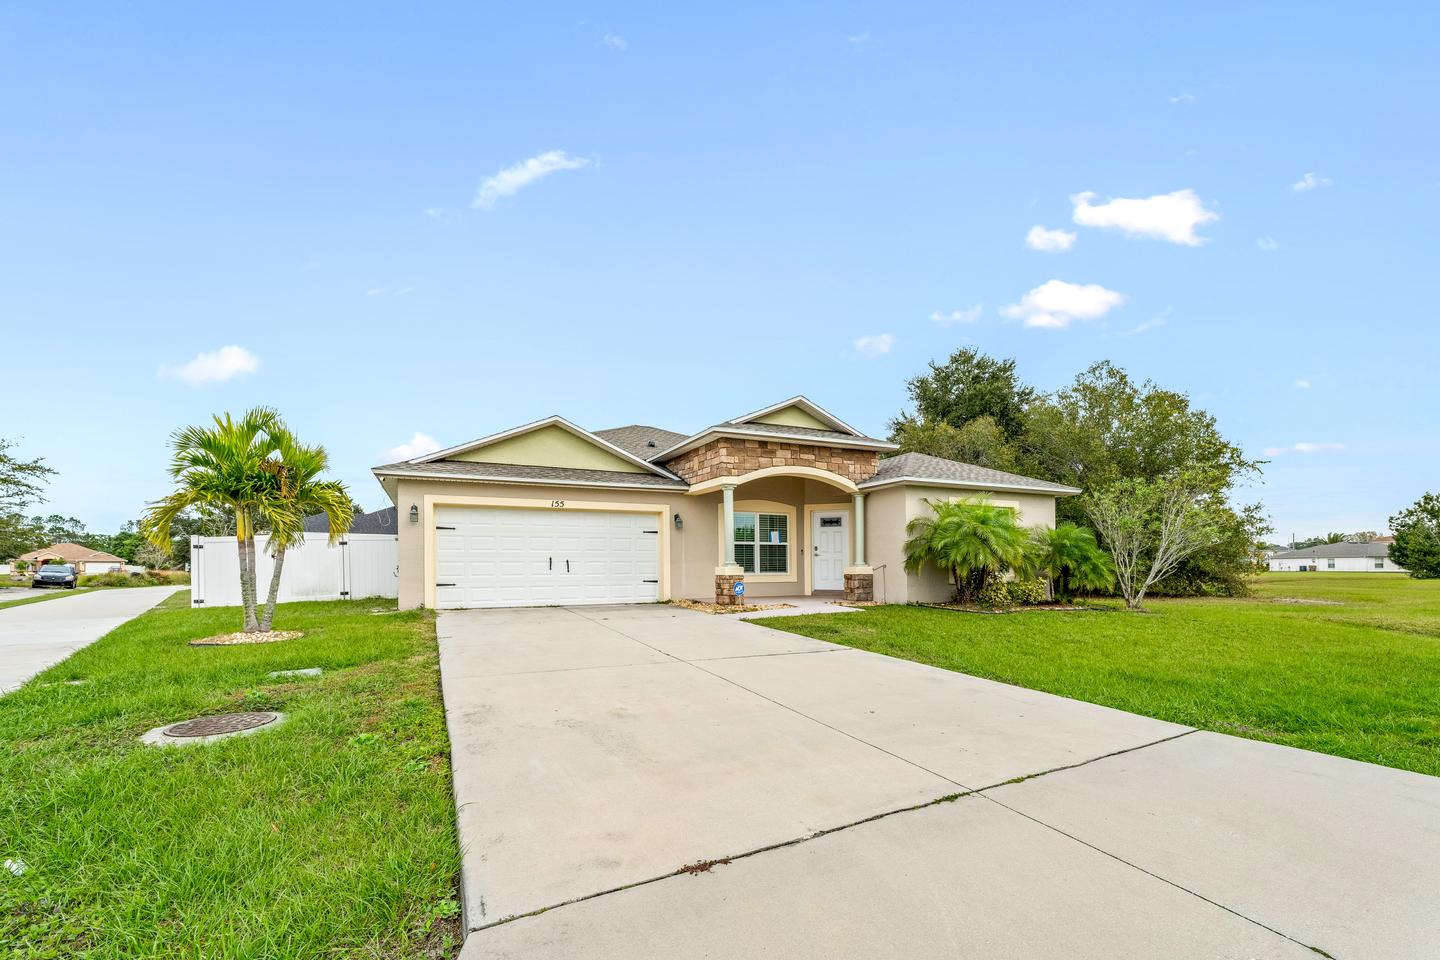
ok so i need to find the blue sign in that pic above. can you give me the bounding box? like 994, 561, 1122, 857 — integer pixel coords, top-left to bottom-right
733, 581, 746, 596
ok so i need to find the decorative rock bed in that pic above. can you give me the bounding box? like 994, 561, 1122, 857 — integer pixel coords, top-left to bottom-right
189, 630, 302, 647
671, 599, 796, 616
140, 711, 285, 747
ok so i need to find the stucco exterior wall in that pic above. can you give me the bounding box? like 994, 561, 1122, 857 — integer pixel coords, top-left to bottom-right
1268, 555, 1405, 573
864, 485, 1060, 605
449, 424, 645, 472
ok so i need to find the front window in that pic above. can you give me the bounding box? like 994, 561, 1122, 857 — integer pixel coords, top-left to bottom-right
1375, 558, 1384, 569
1326, 558, 1336, 569
733, 511, 788, 574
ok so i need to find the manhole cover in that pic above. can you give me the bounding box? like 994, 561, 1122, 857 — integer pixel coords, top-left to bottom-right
164, 712, 279, 739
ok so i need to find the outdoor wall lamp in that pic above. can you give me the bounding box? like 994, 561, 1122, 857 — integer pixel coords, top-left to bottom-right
673, 513, 683, 530
409, 504, 419, 524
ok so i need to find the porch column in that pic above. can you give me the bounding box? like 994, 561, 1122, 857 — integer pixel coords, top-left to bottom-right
852, 492, 866, 566
714, 483, 745, 604
722, 483, 737, 567
844, 491, 875, 603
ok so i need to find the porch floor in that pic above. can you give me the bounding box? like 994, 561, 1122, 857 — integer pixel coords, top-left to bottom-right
733, 594, 862, 620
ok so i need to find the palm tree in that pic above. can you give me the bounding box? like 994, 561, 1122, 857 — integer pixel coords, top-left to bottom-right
142, 408, 284, 632
256, 427, 352, 631
903, 497, 1030, 603
1027, 523, 1115, 602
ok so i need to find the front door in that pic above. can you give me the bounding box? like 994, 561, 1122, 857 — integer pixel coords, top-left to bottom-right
811, 511, 848, 592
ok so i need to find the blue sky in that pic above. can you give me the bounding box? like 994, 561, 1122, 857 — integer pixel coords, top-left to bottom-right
3, 2, 1436, 541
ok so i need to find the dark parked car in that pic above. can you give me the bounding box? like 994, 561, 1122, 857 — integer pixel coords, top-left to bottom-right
33, 563, 79, 589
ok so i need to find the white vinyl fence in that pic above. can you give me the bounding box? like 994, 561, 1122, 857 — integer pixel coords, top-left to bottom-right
190, 533, 397, 608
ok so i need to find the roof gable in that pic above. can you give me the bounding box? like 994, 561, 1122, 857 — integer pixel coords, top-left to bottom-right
728, 397, 862, 436
413, 417, 680, 479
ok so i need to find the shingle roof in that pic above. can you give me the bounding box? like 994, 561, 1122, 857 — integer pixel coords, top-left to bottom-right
861, 452, 1082, 495
18, 542, 125, 563
1272, 541, 1392, 559
372, 459, 688, 488
715, 421, 890, 444
593, 425, 689, 459
303, 506, 398, 535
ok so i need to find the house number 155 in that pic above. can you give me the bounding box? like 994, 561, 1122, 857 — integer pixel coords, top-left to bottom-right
551, 500, 566, 508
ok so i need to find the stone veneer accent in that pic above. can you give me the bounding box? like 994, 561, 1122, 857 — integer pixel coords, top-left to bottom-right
665, 439, 879, 486
844, 573, 874, 603
714, 574, 745, 606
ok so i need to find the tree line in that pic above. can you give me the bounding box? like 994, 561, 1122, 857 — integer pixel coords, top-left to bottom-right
889, 349, 1269, 596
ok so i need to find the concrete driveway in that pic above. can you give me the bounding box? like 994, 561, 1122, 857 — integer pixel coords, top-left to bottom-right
0, 586, 185, 693
440, 605, 1440, 960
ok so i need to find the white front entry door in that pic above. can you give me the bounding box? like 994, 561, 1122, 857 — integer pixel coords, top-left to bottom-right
811, 511, 848, 592
433, 506, 661, 609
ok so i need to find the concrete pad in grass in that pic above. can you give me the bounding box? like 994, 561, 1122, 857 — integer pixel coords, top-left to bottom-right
992, 731, 1440, 960
468, 793, 1315, 960
701, 646, 1191, 788
446, 659, 954, 927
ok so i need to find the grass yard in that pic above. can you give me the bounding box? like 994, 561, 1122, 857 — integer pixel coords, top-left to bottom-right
756, 573, 1440, 777
0, 594, 461, 959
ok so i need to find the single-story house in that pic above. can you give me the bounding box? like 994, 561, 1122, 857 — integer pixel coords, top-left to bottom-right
1268, 541, 1406, 573
372, 396, 1081, 610
17, 543, 126, 575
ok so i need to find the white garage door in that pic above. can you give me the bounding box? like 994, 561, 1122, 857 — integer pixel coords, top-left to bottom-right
434, 506, 661, 609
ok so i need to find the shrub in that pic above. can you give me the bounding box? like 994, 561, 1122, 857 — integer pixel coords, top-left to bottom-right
1005, 579, 1048, 605
79, 570, 191, 588
976, 580, 1013, 609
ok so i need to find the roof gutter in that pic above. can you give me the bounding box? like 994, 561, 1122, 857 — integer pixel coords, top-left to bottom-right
858, 475, 1083, 497
371, 466, 689, 492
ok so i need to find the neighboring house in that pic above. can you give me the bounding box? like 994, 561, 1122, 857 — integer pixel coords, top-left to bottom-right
302, 506, 398, 535
372, 396, 1080, 610
1268, 541, 1406, 573
17, 543, 126, 575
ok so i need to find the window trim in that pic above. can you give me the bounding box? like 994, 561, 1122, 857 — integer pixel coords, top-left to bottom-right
716, 499, 797, 583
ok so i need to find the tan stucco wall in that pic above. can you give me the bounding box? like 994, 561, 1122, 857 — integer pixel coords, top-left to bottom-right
748, 406, 835, 430
450, 424, 645, 473
864, 486, 1059, 605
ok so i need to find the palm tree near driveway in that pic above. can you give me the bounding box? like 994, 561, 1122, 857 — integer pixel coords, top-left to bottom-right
1027, 523, 1115, 602
142, 408, 350, 633
903, 497, 1030, 603
255, 427, 352, 631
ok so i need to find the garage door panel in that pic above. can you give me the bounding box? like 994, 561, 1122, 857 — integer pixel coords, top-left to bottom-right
434, 506, 661, 609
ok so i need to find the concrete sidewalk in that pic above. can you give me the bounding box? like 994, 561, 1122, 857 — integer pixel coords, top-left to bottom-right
0, 586, 185, 693
443, 604, 1440, 959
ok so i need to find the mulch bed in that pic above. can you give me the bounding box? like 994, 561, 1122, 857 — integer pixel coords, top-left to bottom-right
671, 599, 796, 616
189, 630, 303, 646
915, 602, 1091, 615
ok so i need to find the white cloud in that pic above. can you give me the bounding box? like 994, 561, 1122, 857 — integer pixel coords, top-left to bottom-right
385, 432, 443, 462
473, 150, 591, 209
1292, 172, 1333, 192
1071, 188, 1219, 246
1169, 92, 1196, 104
1118, 311, 1169, 337
1295, 378, 1312, 389
423, 206, 445, 221
847, 32, 871, 45
930, 305, 982, 326
159, 345, 260, 386
1025, 225, 1077, 252
1263, 441, 1344, 456
602, 32, 627, 50
1256, 236, 1279, 252
1002, 280, 1127, 330
853, 333, 894, 356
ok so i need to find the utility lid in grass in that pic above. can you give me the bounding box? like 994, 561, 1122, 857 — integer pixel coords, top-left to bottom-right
140, 711, 285, 747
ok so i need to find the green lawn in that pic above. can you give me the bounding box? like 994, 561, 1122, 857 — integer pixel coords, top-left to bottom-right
755, 573, 1440, 777
0, 594, 461, 959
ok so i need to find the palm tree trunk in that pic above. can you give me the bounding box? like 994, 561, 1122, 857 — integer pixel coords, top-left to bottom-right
259, 547, 286, 632
237, 509, 261, 632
